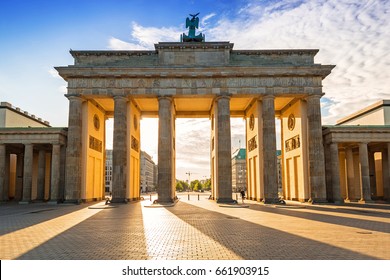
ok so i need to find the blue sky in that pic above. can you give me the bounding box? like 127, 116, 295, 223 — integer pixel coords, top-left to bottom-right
1, 0, 389, 180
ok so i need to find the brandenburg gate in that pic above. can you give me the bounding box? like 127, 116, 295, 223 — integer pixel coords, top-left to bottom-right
56, 38, 334, 204
55, 14, 334, 205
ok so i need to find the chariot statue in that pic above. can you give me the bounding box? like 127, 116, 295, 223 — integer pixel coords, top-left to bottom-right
181, 13, 205, 42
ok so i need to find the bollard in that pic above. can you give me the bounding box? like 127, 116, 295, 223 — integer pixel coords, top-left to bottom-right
188, 194, 190, 200
236, 194, 238, 201
150, 194, 152, 201
198, 194, 200, 200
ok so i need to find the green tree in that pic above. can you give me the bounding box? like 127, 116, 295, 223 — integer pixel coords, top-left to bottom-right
203, 178, 211, 191
176, 180, 189, 192
176, 181, 184, 192
191, 180, 203, 191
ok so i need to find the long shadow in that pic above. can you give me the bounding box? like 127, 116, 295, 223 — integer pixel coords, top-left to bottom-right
246, 203, 390, 234
0, 202, 92, 235
166, 201, 378, 260
295, 203, 390, 219
16, 202, 149, 260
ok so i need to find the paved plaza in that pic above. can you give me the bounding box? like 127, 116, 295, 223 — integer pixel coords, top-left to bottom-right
0, 194, 389, 260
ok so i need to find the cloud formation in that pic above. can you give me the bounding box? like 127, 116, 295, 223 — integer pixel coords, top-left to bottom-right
108, 0, 390, 179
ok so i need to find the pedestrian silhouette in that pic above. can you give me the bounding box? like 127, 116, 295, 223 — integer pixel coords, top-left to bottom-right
240, 190, 245, 204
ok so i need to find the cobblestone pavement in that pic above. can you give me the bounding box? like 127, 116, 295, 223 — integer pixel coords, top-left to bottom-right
0, 195, 389, 260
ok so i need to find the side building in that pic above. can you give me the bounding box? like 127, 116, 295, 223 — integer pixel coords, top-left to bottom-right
322, 100, 390, 203
0, 101, 67, 203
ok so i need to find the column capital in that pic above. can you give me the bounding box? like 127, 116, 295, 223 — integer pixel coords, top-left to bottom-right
215, 94, 231, 102
113, 94, 128, 101
260, 94, 275, 101
304, 93, 324, 101
158, 95, 173, 102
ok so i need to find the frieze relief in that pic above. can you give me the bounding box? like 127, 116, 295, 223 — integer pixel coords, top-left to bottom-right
131, 135, 139, 152
89, 135, 102, 152
68, 76, 321, 91
248, 135, 257, 152
285, 135, 300, 152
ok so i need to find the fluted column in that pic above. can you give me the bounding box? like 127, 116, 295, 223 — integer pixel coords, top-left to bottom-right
330, 143, 342, 203
20, 143, 33, 203
215, 95, 233, 203
49, 144, 61, 203
306, 95, 327, 203
0, 144, 6, 202
36, 149, 46, 201
111, 95, 128, 203
359, 142, 371, 202
157, 97, 175, 203
345, 147, 355, 201
15, 153, 24, 201
262, 95, 278, 203
64, 94, 83, 203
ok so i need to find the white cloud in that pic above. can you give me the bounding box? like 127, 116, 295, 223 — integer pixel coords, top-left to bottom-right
108, 37, 145, 50
48, 68, 60, 78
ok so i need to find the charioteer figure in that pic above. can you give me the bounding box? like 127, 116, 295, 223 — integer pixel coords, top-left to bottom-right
181, 13, 205, 42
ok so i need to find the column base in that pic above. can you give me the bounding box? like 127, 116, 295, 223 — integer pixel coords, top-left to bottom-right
47, 200, 62, 205
110, 198, 128, 204
332, 200, 344, 205
217, 197, 236, 204
263, 197, 281, 204
63, 199, 82, 204
308, 198, 329, 204
19, 201, 31, 205
358, 198, 372, 204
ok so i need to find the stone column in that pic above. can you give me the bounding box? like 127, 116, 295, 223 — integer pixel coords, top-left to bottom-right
359, 142, 372, 202
345, 147, 355, 201
215, 95, 233, 203
306, 95, 327, 203
330, 142, 343, 203
262, 95, 279, 204
0, 144, 7, 202
20, 143, 33, 203
64, 94, 83, 203
36, 149, 46, 201
49, 144, 61, 203
15, 153, 24, 201
157, 97, 175, 203
368, 151, 377, 197
111, 95, 128, 203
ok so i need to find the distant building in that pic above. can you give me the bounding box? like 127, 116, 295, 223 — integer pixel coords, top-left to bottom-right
104, 150, 157, 194
232, 148, 247, 192
105, 150, 113, 193
140, 151, 157, 192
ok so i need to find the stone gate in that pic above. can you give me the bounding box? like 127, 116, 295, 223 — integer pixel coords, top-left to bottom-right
55, 41, 334, 204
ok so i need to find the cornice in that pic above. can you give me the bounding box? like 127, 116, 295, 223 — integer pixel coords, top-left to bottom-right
55, 65, 334, 80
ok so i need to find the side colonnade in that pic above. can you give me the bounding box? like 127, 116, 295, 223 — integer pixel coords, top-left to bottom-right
0, 128, 67, 203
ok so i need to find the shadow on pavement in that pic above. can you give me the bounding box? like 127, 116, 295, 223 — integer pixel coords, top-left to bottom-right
166, 201, 378, 260
16, 202, 149, 260
247, 203, 390, 234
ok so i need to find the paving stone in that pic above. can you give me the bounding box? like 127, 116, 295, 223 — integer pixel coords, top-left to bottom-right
0, 196, 389, 260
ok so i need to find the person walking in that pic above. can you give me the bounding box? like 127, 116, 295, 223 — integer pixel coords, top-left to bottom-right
240, 190, 246, 204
